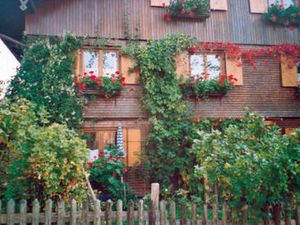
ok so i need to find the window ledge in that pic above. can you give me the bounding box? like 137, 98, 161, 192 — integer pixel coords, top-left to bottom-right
170, 12, 210, 21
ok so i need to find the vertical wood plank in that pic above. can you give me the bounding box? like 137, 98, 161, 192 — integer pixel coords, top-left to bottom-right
212, 185, 218, 225
202, 203, 208, 225
94, 200, 101, 225
32, 199, 40, 225
222, 202, 227, 225
191, 202, 197, 225
180, 203, 187, 225
151, 183, 159, 211
45, 199, 52, 225
170, 201, 176, 225
0, 199, 2, 213
105, 200, 112, 225
82, 200, 89, 225
71, 199, 77, 225
284, 207, 291, 225
19, 199, 27, 225
117, 200, 123, 225
202, 175, 208, 225
57, 200, 65, 225
138, 199, 144, 225
128, 200, 135, 225
7, 199, 15, 225
160, 200, 166, 225
149, 200, 156, 225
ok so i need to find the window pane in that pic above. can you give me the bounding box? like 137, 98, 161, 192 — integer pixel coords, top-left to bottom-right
284, 0, 294, 7
190, 54, 205, 77
207, 54, 221, 79
85, 132, 99, 150
268, 0, 277, 6
103, 51, 118, 77
83, 50, 99, 76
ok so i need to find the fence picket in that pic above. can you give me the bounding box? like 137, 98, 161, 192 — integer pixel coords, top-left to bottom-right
105, 200, 112, 225
296, 206, 300, 225
180, 203, 187, 225
0, 200, 2, 214
57, 200, 65, 225
32, 199, 40, 225
138, 199, 144, 225
191, 202, 197, 225
82, 200, 89, 225
202, 203, 208, 225
71, 199, 77, 225
222, 202, 227, 225
160, 200, 167, 225
117, 200, 123, 225
7, 199, 14, 225
128, 200, 135, 225
149, 200, 156, 225
19, 199, 27, 225
94, 200, 101, 225
45, 199, 52, 225
170, 201, 176, 225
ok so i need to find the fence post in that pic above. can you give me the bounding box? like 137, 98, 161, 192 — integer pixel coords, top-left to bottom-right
151, 183, 160, 211
7, 199, 15, 225
70, 199, 77, 225
149, 200, 156, 225
20, 200, 27, 225
128, 200, 135, 225
32, 199, 40, 225
191, 201, 197, 225
117, 200, 123, 225
57, 200, 65, 225
202, 175, 208, 225
170, 201, 176, 225
105, 200, 112, 225
94, 200, 101, 225
160, 200, 167, 225
212, 185, 218, 225
222, 201, 228, 225
45, 199, 52, 225
180, 203, 187, 225
138, 199, 144, 225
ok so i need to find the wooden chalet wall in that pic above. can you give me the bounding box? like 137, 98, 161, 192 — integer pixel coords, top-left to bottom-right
25, 0, 299, 44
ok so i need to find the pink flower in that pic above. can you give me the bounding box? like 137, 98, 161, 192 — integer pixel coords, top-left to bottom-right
288, 26, 295, 31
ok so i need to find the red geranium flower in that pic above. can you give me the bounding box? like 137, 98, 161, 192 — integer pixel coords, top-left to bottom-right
162, 2, 166, 7
78, 83, 86, 90
278, 3, 283, 8
99, 151, 105, 157
122, 168, 127, 173
115, 71, 120, 75
112, 173, 117, 177
89, 71, 94, 74
121, 77, 126, 82
96, 81, 103, 87
190, 82, 196, 87
122, 82, 127, 87
104, 159, 108, 163
90, 75, 97, 81
288, 26, 295, 31
87, 162, 93, 168
188, 12, 195, 17
229, 81, 234, 87
116, 156, 121, 160
217, 79, 224, 85
109, 155, 113, 160
98, 165, 103, 169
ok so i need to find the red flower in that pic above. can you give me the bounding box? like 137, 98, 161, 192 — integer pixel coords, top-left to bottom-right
278, 3, 283, 8
112, 77, 117, 83
115, 71, 120, 75
120, 77, 126, 82
96, 81, 103, 87
87, 162, 93, 168
288, 26, 295, 31
112, 173, 117, 177
109, 155, 113, 160
89, 71, 94, 74
84, 72, 87, 76
98, 165, 103, 169
180, 0, 186, 2
228, 75, 234, 80
104, 159, 108, 163
116, 156, 121, 160
162, 2, 166, 7
229, 81, 234, 87
129, 87, 135, 92
181, 9, 186, 14
90, 75, 97, 81
190, 75, 195, 80
163, 12, 172, 22
122, 168, 127, 173
188, 12, 195, 17
190, 82, 196, 87
99, 151, 105, 157
78, 83, 86, 90
122, 82, 127, 87
298, 12, 300, 16
217, 79, 224, 85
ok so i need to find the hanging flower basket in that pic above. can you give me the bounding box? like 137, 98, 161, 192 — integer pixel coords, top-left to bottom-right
73, 71, 126, 98
163, 0, 210, 22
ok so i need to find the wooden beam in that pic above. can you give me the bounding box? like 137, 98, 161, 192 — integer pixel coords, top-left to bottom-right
0, 33, 27, 48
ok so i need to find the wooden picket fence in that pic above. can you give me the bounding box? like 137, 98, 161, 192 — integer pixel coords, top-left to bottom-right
0, 198, 300, 225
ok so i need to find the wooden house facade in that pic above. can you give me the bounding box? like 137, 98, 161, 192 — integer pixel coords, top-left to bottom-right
24, 0, 300, 196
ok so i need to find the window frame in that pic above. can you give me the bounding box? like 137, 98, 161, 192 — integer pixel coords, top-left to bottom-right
268, 0, 296, 7
189, 51, 226, 79
79, 48, 120, 78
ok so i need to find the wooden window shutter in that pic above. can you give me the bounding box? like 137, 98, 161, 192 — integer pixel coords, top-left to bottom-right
249, 0, 268, 13
210, 0, 228, 10
74, 49, 82, 75
127, 129, 141, 167
120, 56, 140, 84
175, 52, 190, 81
225, 54, 244, 85
150, 0, 170, 7
281, 56, 298, 87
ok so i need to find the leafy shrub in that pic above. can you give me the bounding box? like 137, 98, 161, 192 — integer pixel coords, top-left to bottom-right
7, 33, 83, 129
165, 0, 210, 18
0, 99, 88, 202
88, 144, 134, 201
73, 71, 126, 97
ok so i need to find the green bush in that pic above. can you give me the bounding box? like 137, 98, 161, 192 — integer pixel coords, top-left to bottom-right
0, 99, 88, 202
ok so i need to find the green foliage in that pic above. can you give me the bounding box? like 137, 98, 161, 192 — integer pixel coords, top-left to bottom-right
126, 33, 196, 189
167, 0, 210, 17
73, 71, 125, 98
262, 3, 300, 28
181, 75, 236, 99
7, 33, 83, 129
191, 112, 300, 220
89, 144, 134, 201
0, 99, 88, 202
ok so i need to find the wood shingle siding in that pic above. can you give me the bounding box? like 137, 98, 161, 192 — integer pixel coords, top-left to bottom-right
25, 0, 299, 45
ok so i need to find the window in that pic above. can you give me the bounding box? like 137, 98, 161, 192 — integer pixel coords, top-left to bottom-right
268, 0, 295, 7
297, 62, 300, 85
190, 53, 225, 79
81, 49, 119, 77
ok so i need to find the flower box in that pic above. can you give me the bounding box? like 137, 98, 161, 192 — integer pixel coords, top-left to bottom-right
170, 12, 210, 21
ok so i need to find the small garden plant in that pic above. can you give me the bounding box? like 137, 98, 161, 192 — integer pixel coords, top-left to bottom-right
262, 3, 300, 30
163, 0, 210, 21
73, 71, 126, 98
181, 74, 237, 98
